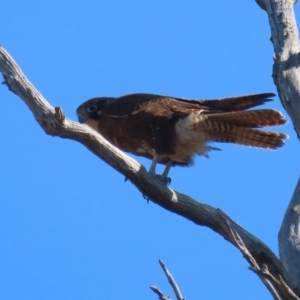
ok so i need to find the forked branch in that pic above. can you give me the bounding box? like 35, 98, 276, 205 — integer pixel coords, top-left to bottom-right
255, 0, 300, 295
150, 260, 184, 300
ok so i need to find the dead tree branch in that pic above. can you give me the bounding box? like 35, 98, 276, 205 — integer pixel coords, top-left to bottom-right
219, 211, 299, 299
149, 285, 171, 300
255, 0, 300, 295
158, 260, 185, 300
150, 260, 184, 300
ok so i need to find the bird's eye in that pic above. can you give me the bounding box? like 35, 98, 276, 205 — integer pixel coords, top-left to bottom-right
87, 105, 98, 113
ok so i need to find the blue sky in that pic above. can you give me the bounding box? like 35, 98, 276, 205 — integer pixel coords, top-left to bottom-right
0, 1, 299, 299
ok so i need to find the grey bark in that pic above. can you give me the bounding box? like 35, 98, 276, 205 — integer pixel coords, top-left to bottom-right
255, 0, 300, 295
279, 179, 300, 296
150, 260, 184, 300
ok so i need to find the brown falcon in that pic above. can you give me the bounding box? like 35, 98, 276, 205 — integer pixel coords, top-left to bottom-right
76, 93, 287, 182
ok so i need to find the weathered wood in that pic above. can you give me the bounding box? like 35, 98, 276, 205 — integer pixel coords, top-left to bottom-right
255, 0, 300, 295
279, 178, 300, 297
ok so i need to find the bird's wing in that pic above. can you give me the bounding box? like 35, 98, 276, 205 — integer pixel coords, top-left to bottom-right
198, 93, 275, 112
103, 92, 276, 118
156, 93, 275, 112
104, 93, 202, 119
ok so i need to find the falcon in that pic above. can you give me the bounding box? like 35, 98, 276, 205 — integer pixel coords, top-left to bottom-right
76, 93, 287, 183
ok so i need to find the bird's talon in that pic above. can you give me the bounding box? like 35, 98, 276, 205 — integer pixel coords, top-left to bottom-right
143, 194, 150, 203
153, 174, 171, 186
165, 177, 172, 185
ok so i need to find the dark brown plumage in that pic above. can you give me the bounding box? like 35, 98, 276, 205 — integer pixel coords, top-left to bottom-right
76, 93, 288, 180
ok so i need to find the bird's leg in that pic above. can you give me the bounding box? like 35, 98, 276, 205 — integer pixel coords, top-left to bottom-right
148, 155, 171, 185
149, 154, 158, 174
162, 162, 172, 178
160, 162, 172, 185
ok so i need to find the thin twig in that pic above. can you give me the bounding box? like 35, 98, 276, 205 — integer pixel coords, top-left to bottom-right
217, 209, 299, 300
158, 260, 185, 300
250, 265, 300, 300
149, 286, 171, 300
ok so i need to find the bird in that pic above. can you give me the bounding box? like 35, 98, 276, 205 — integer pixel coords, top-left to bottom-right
76, 93, 288, 183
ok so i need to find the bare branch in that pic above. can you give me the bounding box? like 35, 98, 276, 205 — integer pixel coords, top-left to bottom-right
158, 260, 184, 300
219, 210, 299, 299
254, 0, 300, 295
257, 0, 300, 137
251, 265, 300, 300
0, 46, 295, 297
149, 286, 171, 300
218, 210, 281, 300
150, 260, 184, 300
278, 177, 300, 295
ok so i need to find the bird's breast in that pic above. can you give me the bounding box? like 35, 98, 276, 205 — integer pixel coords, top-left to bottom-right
174, 112, 209, 160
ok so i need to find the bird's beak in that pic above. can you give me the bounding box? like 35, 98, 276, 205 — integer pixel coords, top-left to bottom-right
77, 113, 87, 123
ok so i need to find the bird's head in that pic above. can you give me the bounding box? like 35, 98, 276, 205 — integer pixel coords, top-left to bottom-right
76, 97, 114, 123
